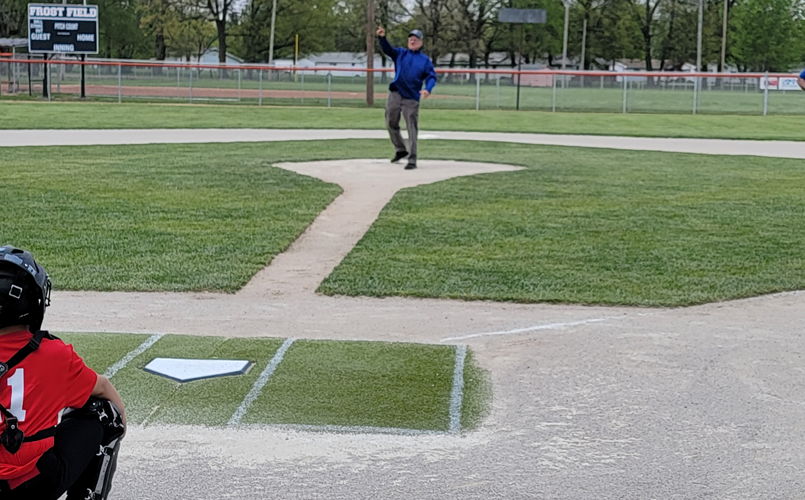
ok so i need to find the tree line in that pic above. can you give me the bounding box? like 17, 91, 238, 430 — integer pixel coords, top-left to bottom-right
1, 0, 803, 72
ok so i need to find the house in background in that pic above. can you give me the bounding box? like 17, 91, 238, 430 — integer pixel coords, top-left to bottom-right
199, 49, 244, 65
274, 52, 385, 77
164, 49, 244, 65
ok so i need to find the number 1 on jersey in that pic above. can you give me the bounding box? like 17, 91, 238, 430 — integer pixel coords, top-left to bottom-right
7, 369, 26, 422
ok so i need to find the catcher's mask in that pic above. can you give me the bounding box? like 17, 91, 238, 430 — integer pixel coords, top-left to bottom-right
0, 246, 51, 332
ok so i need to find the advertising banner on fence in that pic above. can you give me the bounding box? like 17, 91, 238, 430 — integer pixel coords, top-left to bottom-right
760, 76, 800, 91
28, 3, 98, 54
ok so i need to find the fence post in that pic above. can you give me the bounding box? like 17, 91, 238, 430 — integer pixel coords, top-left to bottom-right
621, 73, 629, 114
622, 74, 627, 113
475, 75, 480, 111
327, 72, 332, 108
56, 56, 61, 94
117, 63, 121, 104
189, 66, 193, 104
552, 74, 557, 112
496, 75, 500, 109
763, 73, 769, 116
238, 69, 242, 102
692, 75, 698, 115
47, 59, 52, 102
27, 54, 32, 96
258, 69, 263, 106
301, 73, 304, 105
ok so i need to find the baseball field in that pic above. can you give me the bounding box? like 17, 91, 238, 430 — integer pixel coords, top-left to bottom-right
4, 100, 805, 499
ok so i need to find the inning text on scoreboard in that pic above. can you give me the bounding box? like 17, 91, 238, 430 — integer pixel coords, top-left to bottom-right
28, 3, 99, 54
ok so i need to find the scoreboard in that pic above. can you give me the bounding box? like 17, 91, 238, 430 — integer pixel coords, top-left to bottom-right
28, 3, 98, 54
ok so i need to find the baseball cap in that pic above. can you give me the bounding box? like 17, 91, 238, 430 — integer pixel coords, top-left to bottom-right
409, 29, 424, 40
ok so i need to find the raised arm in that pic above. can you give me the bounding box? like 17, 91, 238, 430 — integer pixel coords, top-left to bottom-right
377, 27, 399, 60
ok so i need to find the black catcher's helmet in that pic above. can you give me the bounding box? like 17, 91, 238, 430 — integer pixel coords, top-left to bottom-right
0, 246, 51, 332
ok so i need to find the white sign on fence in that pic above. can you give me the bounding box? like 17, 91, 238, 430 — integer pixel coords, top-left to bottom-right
760, 77, 801, 91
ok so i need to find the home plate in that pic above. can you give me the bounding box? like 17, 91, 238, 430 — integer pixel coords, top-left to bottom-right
144, 358, 253, 382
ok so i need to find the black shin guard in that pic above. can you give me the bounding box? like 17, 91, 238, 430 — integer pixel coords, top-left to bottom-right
65, 398, 125, 500
67, 438, 120, 500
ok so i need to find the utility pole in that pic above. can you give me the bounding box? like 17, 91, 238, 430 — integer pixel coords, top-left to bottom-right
580, 18, 587, 69
696, 0, 703, 71
561, 1, 570, 69
580, 18, 587, 86
366, 0, 375, 106
268, 0, 277, 66
720, 0, 728, 71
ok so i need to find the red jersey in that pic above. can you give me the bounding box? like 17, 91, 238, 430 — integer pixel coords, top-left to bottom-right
0, 330, 97, 484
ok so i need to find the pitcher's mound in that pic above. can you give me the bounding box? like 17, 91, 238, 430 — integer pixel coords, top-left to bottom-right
273, 158, 522, 188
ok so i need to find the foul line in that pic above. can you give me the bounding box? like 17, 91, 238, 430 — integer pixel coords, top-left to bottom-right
103, 333, 164, 379
449, 345, 467, 434
239, 423, 448, 437
228, 337, 296, 426
440, 316, 630, 342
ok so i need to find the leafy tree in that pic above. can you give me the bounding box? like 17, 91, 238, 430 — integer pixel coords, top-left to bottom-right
628, 0, 663, 70
138, 0, 171, 62
731, 0, 804, 71
230, 0, 336, 62
655, 0, 723, 70
165, 13, 216, 60
0, 0, 27, 38
97, 0, 151, 59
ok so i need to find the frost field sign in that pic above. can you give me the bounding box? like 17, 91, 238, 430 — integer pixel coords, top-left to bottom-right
28, 3, 98, 54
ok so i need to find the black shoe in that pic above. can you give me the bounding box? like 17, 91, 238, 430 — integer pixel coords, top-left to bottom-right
391, 151, 409, 163
404, 161, 417, 170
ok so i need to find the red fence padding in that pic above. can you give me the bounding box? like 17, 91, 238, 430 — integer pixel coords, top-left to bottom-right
0, 57, 798, 79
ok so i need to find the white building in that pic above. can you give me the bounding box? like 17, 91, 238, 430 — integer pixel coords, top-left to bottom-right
274, 52, 386, 77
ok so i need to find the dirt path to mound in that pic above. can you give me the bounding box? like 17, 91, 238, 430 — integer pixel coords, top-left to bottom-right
239, 159, 521, 297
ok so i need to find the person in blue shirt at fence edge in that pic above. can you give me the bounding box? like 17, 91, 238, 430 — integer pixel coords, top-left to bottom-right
798, 69, 805, 90
377, 26, 437, 170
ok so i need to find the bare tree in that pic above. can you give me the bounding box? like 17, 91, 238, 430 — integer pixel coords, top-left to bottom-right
177, 0, 237, 66
402, 0, 450, 64
454, 0, 503, 77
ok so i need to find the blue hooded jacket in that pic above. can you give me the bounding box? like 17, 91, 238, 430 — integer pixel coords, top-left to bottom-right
378, 36, 437, 101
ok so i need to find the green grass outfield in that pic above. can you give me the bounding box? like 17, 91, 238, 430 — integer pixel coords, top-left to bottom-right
10, 71, 805, 114
4, 101, 805, 140
5, 140, 805, 306
57, 333, 487, 432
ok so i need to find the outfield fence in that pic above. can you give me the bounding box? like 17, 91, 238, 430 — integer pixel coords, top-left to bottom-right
0, 55, 803, 115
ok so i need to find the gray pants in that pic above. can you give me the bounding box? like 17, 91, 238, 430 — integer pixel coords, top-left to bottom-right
385, 91, 420, 161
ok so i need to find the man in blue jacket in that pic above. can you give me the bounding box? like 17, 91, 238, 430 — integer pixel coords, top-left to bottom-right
377, 27, 437, 170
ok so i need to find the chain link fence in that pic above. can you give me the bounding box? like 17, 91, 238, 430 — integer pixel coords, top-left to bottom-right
0, 55, 800, 115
